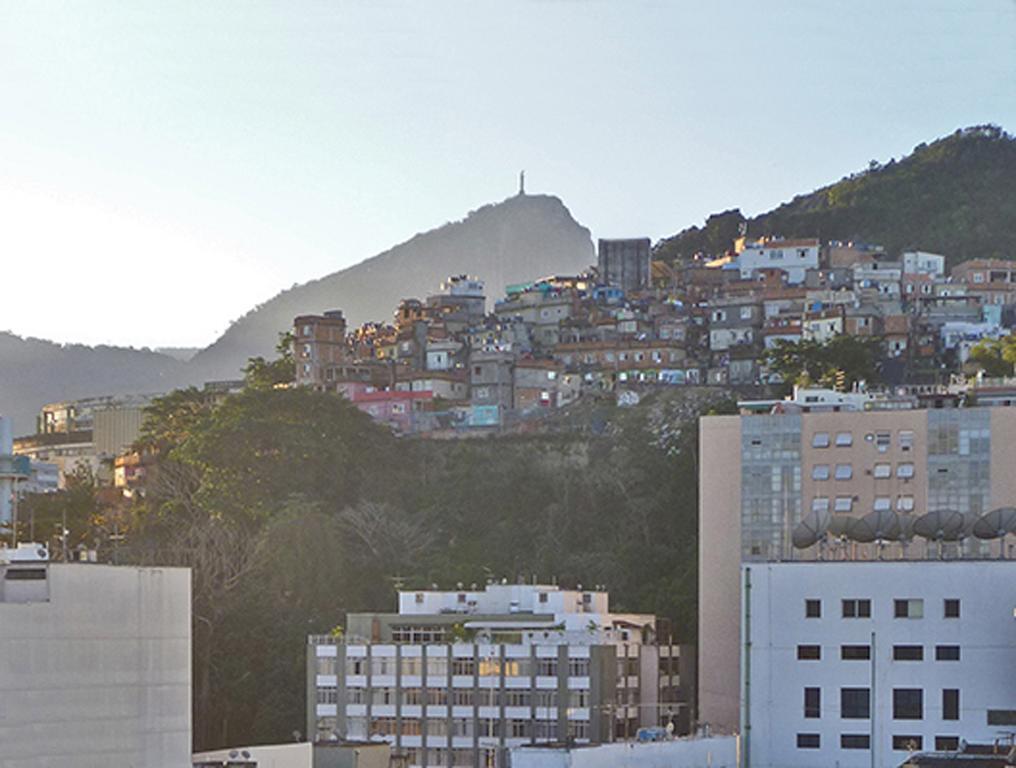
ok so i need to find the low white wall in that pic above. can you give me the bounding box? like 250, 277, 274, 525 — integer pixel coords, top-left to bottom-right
511, 736, 739, 768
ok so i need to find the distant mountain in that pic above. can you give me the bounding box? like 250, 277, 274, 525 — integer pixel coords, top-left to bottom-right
0, 193, 594, 433
0, 333, 195, 434
655, 125, 1016, 265
190, 193, 594, 377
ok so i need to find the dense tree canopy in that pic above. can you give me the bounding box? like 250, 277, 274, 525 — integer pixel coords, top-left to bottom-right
761, 336, 884, 393
121, 377, 713, 750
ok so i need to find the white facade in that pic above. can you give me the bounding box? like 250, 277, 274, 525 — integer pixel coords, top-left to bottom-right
398, 584, 610, 620
902, 251, 946, 277
736, 242, 819, 284
311, 585, 689, 768
0, 560, 192, 768
743, 561, 1016, 768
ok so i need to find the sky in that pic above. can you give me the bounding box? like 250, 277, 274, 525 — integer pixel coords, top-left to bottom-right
1, 0, 1014, 350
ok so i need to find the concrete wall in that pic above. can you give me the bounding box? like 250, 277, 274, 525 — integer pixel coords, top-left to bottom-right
510, 736, 738, 768
194, 742, 312, 768
0, 564, 191, 768
697, 415, 742, 732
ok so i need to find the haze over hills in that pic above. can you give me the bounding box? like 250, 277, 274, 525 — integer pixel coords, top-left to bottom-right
189, 193, 595, 377
0, 193, 594, 433
0, 332, 193, 434
655, 125, 1016, 265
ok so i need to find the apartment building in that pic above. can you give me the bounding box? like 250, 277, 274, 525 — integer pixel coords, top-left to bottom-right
295, 311, 350, 388
307, 583, 693, 768
744, 561, 1016, 768
698, 392, 1016, 735
597, 238, 652, 294
0, 545, 191, 767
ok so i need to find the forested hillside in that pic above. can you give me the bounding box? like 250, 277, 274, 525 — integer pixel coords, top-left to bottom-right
25, 377, 729, 750
655, 125, 1016, 264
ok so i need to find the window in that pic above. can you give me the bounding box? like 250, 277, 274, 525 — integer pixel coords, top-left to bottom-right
897, 463, 915, 479
943, 689, 959, 721
944, 599, 960, 618
841, 688, 870, 719
987, 710, 1016, 726
874, 463, 892, 479
835, 496, 854, 512
874, 497, 892, 512
798, 645, 821, 660
893, 689, 923, 720
899, 431, 914, 451
893, 735, 923, 751
841, 734, 870, 749
740, 306, 753, 320
834, 464, 853, 480
537, 659, 557, 676
452, 658, 475, 676
805, 599, 821, 618
935, 645, 960, 661
936, 736, 960, 751
841, 645, 871, 661
897, 495, 915, 512
804, 687, 821, 718
812, 464, 830, 480
797, 733, 821, 749
895, 599, 924, 619
893, 645, 923, 661
812, 497, 830, 513
842, 599, 871, 618
835, 432, 853, 447
568, 659, 589, 677
876, 432, 891, 452
812, 432, 830, 448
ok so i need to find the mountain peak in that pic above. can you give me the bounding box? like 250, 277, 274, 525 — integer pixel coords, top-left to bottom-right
189, 193, 594, 376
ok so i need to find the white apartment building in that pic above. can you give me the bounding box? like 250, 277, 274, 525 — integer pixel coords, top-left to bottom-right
0, 545, 191, 768
735, 239, 820, 284
902, 251, 946, 278
743, 561, 1016, 768
308, 584, 693, 768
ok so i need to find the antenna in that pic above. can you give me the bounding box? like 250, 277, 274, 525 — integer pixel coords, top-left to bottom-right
519, 170, 525, 196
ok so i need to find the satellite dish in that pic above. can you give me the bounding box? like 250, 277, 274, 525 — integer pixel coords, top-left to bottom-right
792, 510, 830, 549
914, 509, 965, 542
896, 513, 917, 541
848, 510, 901, 543
973, 507, 1016, 539
827, 514, 854, 538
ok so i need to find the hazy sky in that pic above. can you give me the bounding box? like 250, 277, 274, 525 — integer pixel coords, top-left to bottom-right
2, 0, 1014, 349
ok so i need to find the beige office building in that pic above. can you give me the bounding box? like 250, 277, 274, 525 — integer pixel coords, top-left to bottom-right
698, 396, 1016, 733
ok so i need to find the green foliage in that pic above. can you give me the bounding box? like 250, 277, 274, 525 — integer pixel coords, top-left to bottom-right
969, 334, 1016, 377
16, 463, 99, 555
762, 336, 883, 393
243, 331, 296, 390
127, 374, 708, 750
656, 126, 1016, 265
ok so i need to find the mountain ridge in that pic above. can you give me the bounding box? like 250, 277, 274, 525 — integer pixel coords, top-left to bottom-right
655, 124, 1016, 264
1, 193, 595, 432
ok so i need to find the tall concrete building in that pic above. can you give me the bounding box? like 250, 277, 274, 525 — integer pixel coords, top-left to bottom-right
743, 560, 1016, 768
295, 311, 351, 389
308, 583, 693, 768
0, 545, 191, 768
597, 239, 651, 295
698, 388, 1016, 738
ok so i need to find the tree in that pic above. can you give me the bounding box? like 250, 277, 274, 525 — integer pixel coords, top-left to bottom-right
969, 334, 1016, 377
243, 331, 296, 390
761, 336, 883, 393
17, 463, 99, 557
